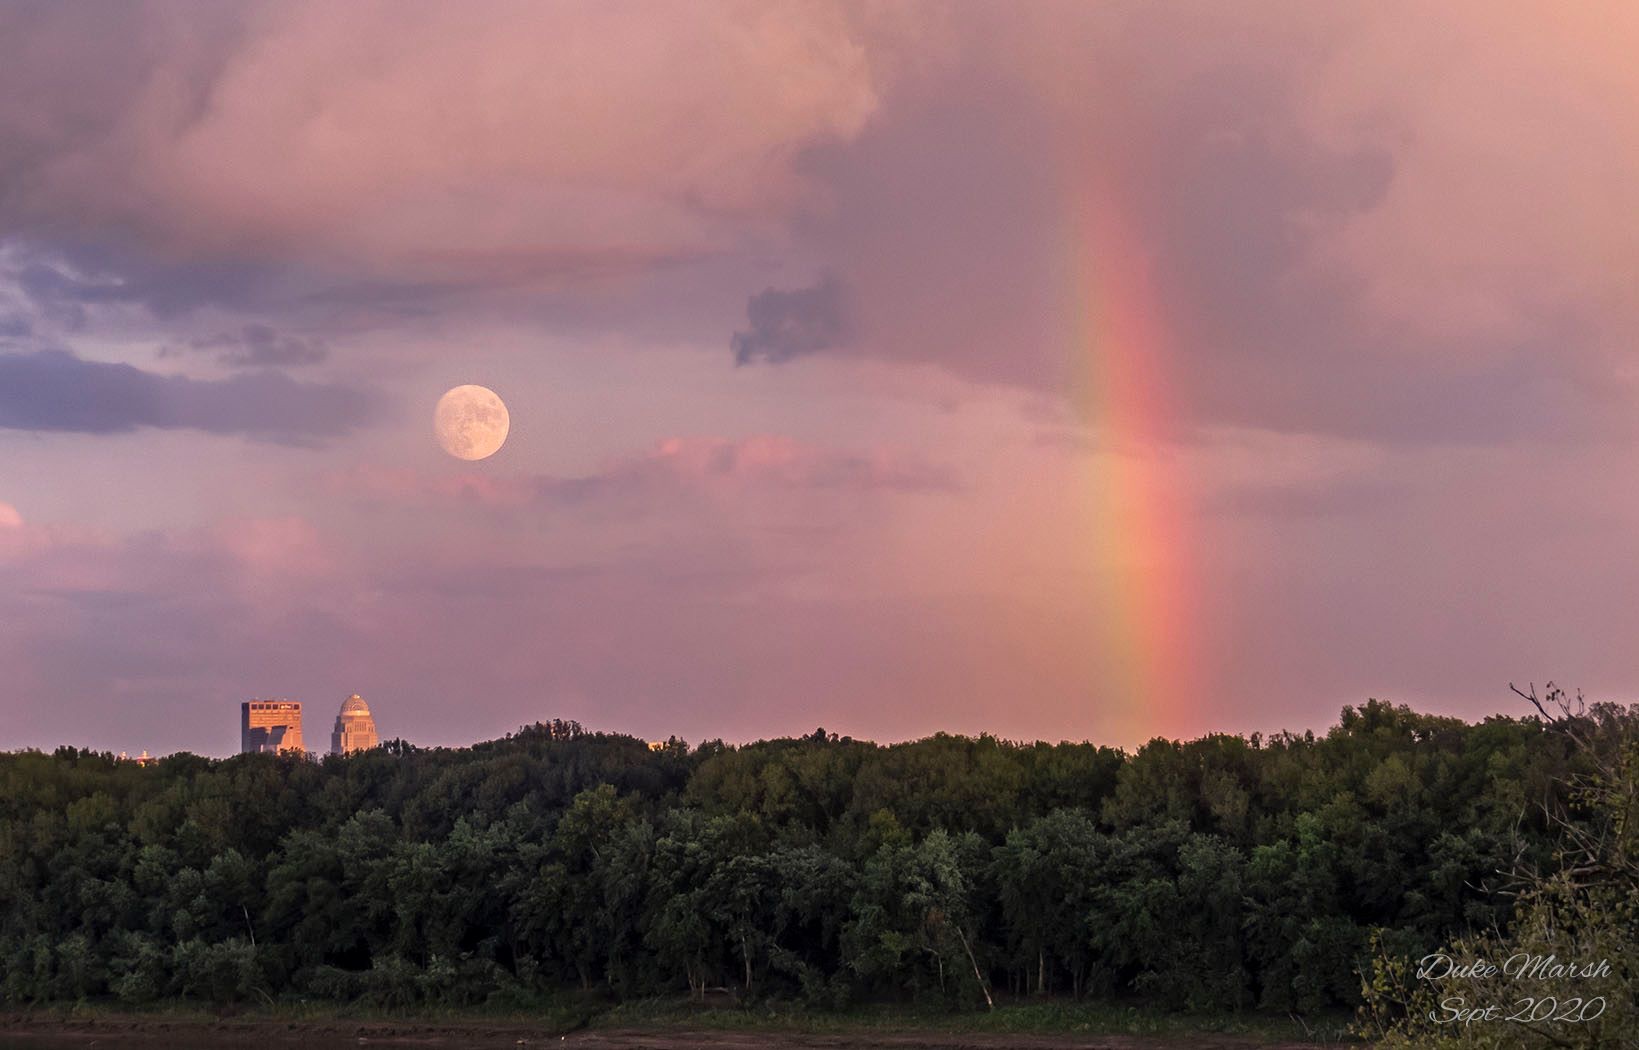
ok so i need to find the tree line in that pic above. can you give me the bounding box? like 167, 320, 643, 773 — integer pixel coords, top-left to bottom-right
1, 699, 1631, 1018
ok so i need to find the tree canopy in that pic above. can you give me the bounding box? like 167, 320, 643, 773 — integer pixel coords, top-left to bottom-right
1, 701, 1626, 1018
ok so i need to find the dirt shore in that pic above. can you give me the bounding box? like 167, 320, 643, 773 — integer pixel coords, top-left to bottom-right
0, 1015, 1331, 1050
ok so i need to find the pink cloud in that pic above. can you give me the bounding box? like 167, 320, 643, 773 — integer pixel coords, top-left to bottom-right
0, 514, 114, 568
7, 3, 1639, 758
0, 509, 333, 591
327, 466, 540, 509
332, 435, 955, 511
642, 435, 955, 492
1, 1, 890, 281
209, 515, 332, 578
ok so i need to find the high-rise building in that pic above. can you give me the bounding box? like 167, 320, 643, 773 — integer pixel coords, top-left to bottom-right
331, 694, 380, 756
241, 700, 304, 755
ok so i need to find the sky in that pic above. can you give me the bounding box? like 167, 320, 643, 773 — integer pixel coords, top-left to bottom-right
3, 1, 1638, 756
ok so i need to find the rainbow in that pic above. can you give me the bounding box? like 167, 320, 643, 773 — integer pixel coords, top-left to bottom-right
1063, 184, 1198, 746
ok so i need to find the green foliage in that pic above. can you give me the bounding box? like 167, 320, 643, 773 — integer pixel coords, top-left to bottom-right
1358, 697, 1639, 1048
0, 706, 1627, 1021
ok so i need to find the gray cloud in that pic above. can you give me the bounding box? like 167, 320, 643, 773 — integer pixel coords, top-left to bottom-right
0, 2, 1630, 455
11, 243, 285, 324
183, 323, 330, 368
731, 275, 849, 365
0, 348, 373, 440
775, 20, 1633, 448
789, 78, 1071, 390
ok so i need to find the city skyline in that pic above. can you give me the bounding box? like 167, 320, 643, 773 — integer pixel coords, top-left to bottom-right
228, 693, 383, 760
4, 3, 1639, 756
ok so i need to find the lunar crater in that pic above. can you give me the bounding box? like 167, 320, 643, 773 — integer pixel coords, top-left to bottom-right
434, 385, 509, 461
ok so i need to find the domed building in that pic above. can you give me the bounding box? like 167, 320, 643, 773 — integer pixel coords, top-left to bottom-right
330, 694, 380, 756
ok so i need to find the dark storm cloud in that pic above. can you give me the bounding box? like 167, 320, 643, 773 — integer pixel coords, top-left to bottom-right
0, 348, 373, 440
730, 275, 849, 365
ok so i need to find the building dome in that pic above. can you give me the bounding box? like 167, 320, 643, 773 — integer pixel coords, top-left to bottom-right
332, 694, 379, 756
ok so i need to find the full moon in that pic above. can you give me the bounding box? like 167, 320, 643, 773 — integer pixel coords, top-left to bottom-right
434, 385, 510, 461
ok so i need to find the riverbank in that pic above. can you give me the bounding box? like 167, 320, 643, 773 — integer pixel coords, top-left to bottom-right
0, 1001, 1356, 1049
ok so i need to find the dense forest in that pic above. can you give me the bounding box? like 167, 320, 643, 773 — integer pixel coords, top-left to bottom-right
2, 698, 1633, 1024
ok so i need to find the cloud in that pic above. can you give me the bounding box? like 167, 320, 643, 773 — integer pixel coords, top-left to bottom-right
0, 348, 374, 440
731, 275, 849, 365
16, 262, 131, 329
633, 434, 954, 492
736, 4, 1639, 448
9, 3, 1639, 759
209, 515, 332, 579
182, 323, 330, 368
0, 1, 887, 283
0, 501, 20, 528
1204, 477, 1405, 521
10, 247, 278, 324
792, 45, 1409, 426
2, 2, 1634, 456
336, 434, 957, 510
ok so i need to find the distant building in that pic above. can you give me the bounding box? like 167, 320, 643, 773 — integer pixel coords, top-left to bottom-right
117, 750, 155, 766
331, 694, 380, 756
242, 700, 304, 755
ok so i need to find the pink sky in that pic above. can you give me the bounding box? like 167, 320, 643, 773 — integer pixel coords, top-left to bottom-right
3, 2, 1638, 755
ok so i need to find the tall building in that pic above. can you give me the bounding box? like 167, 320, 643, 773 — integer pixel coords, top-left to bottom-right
331, 693, 380, 756
241, 700, 304, 755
